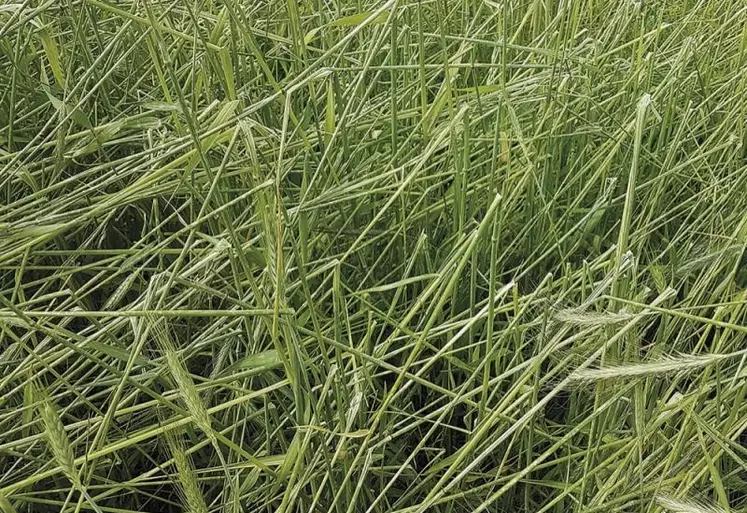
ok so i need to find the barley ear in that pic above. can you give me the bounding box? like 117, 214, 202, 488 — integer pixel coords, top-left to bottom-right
36, 390, 81, 489
166, 433, 209, 513
655, 493, 729, 513
148, 315, 216, 444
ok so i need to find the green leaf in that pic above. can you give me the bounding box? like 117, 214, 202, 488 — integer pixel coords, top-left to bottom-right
458, 85, 501, 95
303, 26, 322, 45
222, 349, 282, 376
85, 341, 151, 367
1, 224, 66, 241
70, 122, 124, 158
0, 491, 18, 513
124, 116, 161, 130
44, 90, 92, 130
44, 90, 66, 112
219, 47, 236, 100
200, 100, 239, 152
328, 10, 389, 27
0, 4, 23, 14
35, 26, 65, 88
305, 10, 389, 45
208, 100, 240, 131
324, 80, 335, 146
142, 101, 181, 112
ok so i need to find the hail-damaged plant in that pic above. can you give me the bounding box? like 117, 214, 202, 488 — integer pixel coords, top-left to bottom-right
0, 0, 745, 512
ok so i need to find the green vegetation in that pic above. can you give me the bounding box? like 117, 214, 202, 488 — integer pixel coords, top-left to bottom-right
0, 0, 746, 511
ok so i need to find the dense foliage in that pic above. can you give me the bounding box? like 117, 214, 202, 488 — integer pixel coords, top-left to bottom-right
0, 0, 746, 512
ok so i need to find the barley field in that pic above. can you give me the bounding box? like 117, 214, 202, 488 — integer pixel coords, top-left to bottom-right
0, 0, 746, 512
